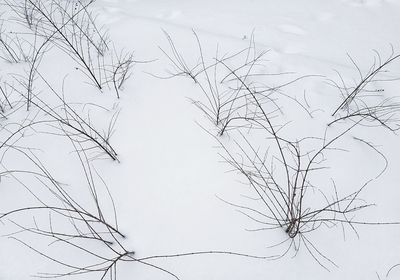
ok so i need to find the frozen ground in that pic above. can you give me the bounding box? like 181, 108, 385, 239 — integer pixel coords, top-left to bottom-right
0, 0, 400, 279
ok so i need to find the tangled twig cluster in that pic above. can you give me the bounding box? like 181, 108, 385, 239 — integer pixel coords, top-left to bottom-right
161, 32, 400, 269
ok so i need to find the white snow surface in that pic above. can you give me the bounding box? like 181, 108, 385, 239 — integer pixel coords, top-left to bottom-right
1, 0, 400, 279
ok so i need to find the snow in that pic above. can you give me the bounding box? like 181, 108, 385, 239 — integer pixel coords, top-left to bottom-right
0, 0, 400, 279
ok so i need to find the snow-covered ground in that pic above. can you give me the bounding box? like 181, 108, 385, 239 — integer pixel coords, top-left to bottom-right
1, 0, 400, 279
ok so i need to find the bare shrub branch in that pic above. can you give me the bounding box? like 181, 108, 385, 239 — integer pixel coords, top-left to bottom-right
160, 31, 318, 136
329, 48, 400, 132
